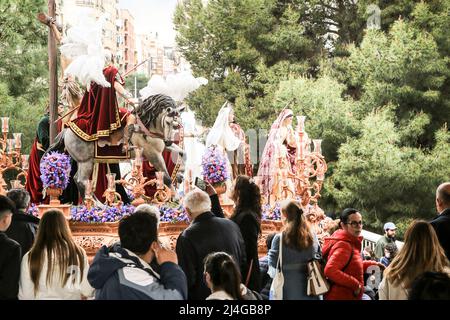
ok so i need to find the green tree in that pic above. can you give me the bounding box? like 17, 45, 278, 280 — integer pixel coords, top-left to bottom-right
330, 107, 450, 231
0, 0, 48, 153
0, 0, 48, 100
174, 0, 450, 232
125, 73, 149, 98
174, 0, 327, 128
0, 82, 44, 155
333, 20, 449, 147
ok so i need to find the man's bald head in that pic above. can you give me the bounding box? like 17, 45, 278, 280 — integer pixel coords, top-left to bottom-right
436, 182, 450, 213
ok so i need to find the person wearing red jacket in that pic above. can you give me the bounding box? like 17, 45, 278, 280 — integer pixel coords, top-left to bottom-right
322, 208, 383, 300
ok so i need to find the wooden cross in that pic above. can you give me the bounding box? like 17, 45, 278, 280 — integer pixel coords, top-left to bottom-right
37, 0, 62, 145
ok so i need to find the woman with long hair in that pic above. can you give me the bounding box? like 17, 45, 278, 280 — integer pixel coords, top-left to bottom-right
19, 210, 93, 299
379, 220, 450, 300
204, 252, 243, 300
267, 200, 320, 300
230, 175, 262, 292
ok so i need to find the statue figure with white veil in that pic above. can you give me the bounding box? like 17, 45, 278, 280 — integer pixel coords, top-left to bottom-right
180, 105, 205, 183
257, 108, 297, 203
206, 102, 242, 182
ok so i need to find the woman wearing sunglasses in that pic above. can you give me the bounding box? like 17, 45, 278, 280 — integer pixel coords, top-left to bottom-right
322, 208, 382, 300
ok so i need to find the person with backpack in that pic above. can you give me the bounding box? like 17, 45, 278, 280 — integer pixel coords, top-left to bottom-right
322, 208, 383, 300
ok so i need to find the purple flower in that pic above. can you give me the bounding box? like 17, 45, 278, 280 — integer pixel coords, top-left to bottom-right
68, 201, 282, 224
70, 204, 136, 222
159, 204, 188, 223
125, 188, 135, 201
26, 204, 39, 217
40, 152, 71, 190
262, 202, 281, 220
201, 146, 229, 185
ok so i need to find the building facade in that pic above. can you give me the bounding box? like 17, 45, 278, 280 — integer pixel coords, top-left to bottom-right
118, 9, 137, 73
135, 33, 191, 78
56, 0, 123, 67
57, 1, 190, 78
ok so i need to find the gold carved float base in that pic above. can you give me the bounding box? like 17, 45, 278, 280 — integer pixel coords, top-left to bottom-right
70, 220, 283, 263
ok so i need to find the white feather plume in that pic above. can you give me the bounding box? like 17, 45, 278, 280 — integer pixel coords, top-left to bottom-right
59, 14, 110, 89
139, 71, 208, 101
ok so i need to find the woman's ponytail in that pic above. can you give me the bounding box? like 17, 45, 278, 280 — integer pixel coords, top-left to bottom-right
204, 252, 243, 300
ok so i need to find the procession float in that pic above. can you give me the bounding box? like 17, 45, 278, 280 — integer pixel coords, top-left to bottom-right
0, 14, 331, 263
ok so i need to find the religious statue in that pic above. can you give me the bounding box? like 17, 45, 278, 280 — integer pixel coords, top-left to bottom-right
228, 106, 253, 178
206, 101, 241, 180
206, 101, 253, 181
180, 106, 205, 181
257, 108, 297, 203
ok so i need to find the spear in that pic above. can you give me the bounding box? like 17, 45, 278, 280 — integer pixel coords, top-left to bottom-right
122, 58, 151, 78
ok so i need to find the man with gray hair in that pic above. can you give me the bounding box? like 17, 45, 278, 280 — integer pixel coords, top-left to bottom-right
6, 189, 39, 257
431, 182, 450, 260
176, 189, 246, 300
134, 204, 161, 226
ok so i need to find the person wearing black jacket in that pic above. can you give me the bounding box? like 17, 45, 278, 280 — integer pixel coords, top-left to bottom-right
6, 189, 39, 257
176, 189, 246, 300
431, 182, 450, 260
0, 195, 21, 300
230, 175, 262, 292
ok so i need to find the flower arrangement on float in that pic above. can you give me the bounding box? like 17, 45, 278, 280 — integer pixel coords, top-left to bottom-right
69, 203, 189, 223
39, 151, 71, 202
160, 204, 189, 223
27, 203, 39, 218
262, 202, 281, 220
201, 145, 229, 194
70, 205, 135, 223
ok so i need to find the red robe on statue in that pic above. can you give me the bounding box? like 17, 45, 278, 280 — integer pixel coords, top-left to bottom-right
26, 116, 63, 204
68, 65, 123, 141
142, 151, 178, 197
26, 139, 47, 204
141, 128, 183, 197
68, 65, 129, 203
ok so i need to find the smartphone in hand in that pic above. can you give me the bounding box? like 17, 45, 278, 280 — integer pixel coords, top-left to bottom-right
195, 177, 207, 191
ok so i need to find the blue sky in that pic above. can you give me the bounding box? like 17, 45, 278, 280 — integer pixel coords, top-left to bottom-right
118, 0, 178, 45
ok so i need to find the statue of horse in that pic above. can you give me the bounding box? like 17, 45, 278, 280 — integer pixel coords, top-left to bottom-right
46, 94, 184, 201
